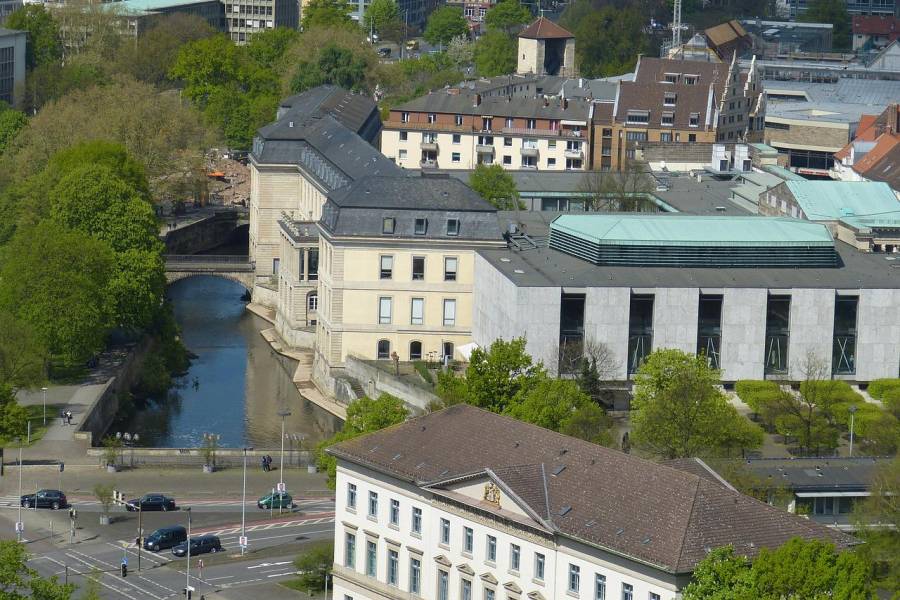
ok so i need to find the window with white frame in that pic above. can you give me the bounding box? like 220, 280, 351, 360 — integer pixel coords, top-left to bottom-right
461, 578, 472, 600
689, 112, 700, 127
411, 507, 422, 534
438, 570, 449, 600
452, 152, 461, 163
414, 218, 427, 235
347, 483, 357, 509
427, 113, 436, 123
649, 593, 660, 600
368, 491, 378, 517
345, 532, 356, 568
464, 527, 473, 554
411, 298, 424, 325
510, 544, 520, 571
569, 564, 581, 594
535, 553, 545, 580
661, 112, 674, 126
455, 114, 463, 125
387, 549, 399, 585
622, 584, 633, 600
399, 149, 408, 160
409, 557, 421, 594
380, 255, 393, 279
366, 540, 377, 577
486, 535, 496, 562
446, 219, 460, 236
526, 118, 536, 129
443, 299, 456, 326
626, 111, 649, 124
378, 297, 392, 324
505, 117, 514, 127
452, 134, 461, 144
596, 574, 606, 600
401, 112, 409, 123
389, 498, 400, 526
663, 92, 676, 106
484, 589, 495, 600
383, 217, 395, 234
440, 518, 450, 545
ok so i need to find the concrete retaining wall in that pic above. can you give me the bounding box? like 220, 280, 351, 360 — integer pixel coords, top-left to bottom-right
86, 447, 315, 469
344, 355, 439, 413
163, 212, 246, 255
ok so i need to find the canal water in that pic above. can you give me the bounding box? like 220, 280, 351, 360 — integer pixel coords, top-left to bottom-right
116, 276, 341, 448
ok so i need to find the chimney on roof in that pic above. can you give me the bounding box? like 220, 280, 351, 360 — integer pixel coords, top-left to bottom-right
474, 93, 481, 107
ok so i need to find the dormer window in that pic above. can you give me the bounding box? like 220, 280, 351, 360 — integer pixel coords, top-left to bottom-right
664, 73, 678, 84
661, 112, 674, 126
689, 112, 700, 127
626, 110, 649, 124
382, 217, 395, 234
684, 74, 698, 85
446, 219, 460, 236
455, 114, 463, 126
427, 113, 437, 124
664, 92, 676, 107
415, 218, 427, 235
526, 118, 536, 129
401, 112, 409, 123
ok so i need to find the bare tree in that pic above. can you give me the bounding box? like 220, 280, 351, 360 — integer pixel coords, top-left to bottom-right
559, 337, 621, 406
579, 160, 654, 212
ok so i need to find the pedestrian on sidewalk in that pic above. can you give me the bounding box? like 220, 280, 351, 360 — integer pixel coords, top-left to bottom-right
265, 455, 273, 472
261, 455, 268, 472
60, 409, 67, 426
66, 411, 73, 425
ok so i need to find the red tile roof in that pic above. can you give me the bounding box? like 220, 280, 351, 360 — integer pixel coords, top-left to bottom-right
852, 15, 900, 38
518, 17, 574, 40
853, 133, 900, 191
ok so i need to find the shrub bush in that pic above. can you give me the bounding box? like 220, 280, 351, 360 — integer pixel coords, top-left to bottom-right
413, 360, 433, 385
867, 378, 900, 400
735, 380, 779, 411
882, 388, 900, 418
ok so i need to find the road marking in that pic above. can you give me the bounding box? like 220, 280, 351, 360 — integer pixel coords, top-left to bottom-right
106, 543, 169, 566
206, 575, 234, 581
267, 571, 297, 578
43, 555, 140, 600
248, 561, 292, 569
63, 552, 161, 600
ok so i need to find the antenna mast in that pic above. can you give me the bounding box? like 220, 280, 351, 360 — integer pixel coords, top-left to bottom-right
672, 0, 682, 49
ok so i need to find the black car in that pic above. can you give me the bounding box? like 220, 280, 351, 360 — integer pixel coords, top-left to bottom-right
21, 489, 67, 510
144, 526, 187, 552
171, 535, 223, 557
126, 494, 176, 512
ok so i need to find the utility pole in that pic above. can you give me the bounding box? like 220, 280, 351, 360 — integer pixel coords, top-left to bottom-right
185, 507, 192, 599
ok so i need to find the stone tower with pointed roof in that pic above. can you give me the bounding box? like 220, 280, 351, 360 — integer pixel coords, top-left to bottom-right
516, 17, 577, 77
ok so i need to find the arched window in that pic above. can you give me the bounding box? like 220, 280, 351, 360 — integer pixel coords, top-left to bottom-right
409, 341, 423, 361
377, 339, 391, 359
306, 292, 318, 327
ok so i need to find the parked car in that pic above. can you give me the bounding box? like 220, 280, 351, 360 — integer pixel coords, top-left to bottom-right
144, 526, 187, 552
172, 535, 223, 557
257, 491, 293, 509
20, 490, 67, 510
378, 47, 391, 57
126, 494, 176, 512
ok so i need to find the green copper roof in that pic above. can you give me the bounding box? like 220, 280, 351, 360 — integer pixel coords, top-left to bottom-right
785, 181, 900, 223
104, 0, 212, 14
550, 214, 834, 247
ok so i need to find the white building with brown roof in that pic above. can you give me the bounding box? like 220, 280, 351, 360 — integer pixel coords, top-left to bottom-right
328, 405, 853, 600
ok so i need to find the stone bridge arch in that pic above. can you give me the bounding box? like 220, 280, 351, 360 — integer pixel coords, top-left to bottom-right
164, 270, 255, 292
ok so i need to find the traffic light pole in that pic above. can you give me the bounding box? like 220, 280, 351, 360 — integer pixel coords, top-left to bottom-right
137, 505, 142, 572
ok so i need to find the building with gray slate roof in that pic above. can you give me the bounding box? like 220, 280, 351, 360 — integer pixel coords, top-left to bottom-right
328, 404, 853, 600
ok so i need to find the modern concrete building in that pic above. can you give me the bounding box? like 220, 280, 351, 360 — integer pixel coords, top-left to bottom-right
249, 86, 393, 282
741, 19, 834, 57
112, 0, 226, 35
329, 404, 853, 600
785, 0, 895, 19
313, 175, 505, 390
758, 180, 900, 252
224, 0, 297, 43
472, 213, 900, 383
0, 27, 24, 108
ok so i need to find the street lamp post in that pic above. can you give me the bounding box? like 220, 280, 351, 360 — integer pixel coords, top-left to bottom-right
41, 387, 48, 426
185, 507, 192, 598
241, 446, 253, 556
277, 410, 291, 514
848, 405, 858, 457
16, 438, 22, 542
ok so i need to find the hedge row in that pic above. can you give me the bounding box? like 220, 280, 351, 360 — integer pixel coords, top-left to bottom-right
867, 378, 900, 400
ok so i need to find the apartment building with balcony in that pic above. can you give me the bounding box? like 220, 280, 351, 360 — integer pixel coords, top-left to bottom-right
381, 92, 593, 172
313, 175, 504, 390
329, 404, 852, 600
598, 55, 765, 171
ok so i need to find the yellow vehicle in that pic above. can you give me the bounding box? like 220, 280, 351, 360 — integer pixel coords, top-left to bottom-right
406, 40, 419, 51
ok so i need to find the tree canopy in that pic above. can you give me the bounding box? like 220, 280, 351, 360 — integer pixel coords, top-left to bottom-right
800, 0, 850, 49
301, 0, 354, 30
484, 0, 532, 34
853, 457, 899, 594
559, 3, 646, 77
0, 106, 27, 157
363, 0, 400, 36
4, 5, 62, 69
468, 164, 521, 209
630, 349, 763, 459
0, 311, 47, 392
423, 6, 468, 47
473, 30, 517, 77
290, 43, 369, 94
0, 539, 75, 599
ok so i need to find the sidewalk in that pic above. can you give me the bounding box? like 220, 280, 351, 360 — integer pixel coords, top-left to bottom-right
14, 384, 100, 464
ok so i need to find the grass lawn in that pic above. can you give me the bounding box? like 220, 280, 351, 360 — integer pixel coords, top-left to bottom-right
279, 578, 324, 595
0, 404, 63, 447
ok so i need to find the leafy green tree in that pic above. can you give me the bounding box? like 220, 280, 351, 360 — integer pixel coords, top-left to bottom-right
0, 222, 115, 364
290, 43, 368, 93
446, 34, 474, 68
630, 349, 763, 459
423, 6, 468, 47
48, 141, 150, 200
317, 393, 408, 487
363, 0, 400, 36
4, 5, 62, 69
168, 35, 246, 105
292, 542, 333, 591
0, 105, 27, 156
0, 385, 29, 442
853, 457, 899, 595
301, 0, 354, 30
484, 0, 531, 34
0, 311, 46, 391
682, 546, 754, 600
560, 403, 614, 446
473, 30, 517, 77
107, 249, 166, 331
468, 163, 520, 209
800, 0, 850, 49
560, 3, 646, 77
463, 338, 545, 413
0, 539, 75, 599
506, 377, 589, 431
246, 27, 301, 69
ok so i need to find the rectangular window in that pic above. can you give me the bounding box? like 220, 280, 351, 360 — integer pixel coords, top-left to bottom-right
664, 92, 676, 106
698, 294, 723, 370
347, 483, 357, 509
411, 507, 422, 534
443, 299, 456, 327
447, 219, 460, 236
628, 294, 655, 374
368, 491, 378, 518
486, 535, 496, 562
427, 113, 436, 123
411, 298, 424, 325
626, 111, 649, 124
378, 297, 392, 325
398, 149, 407, 160
452, 152, 461, 163
382, 218, 395, 234
438, 570, 449, 600
452, 134, 461, 144
765, 295, 791, 375
477, 135, 494, 145
649, 594, 660, 600
664, 73, 677, 83
380, 255, 393, 279
401, 112, 409, 123
308, 249, 318, 280
366, 540, 377, 577
661, 112, 674, 126
510, 544, 520, 571
596, 575, 606, 600
535, 553, 545, 580
622, 584, 633, 600
461, 579, 472, 600
455, 114, 463, 125
414, 218, 427, 235
526, 118, 536, 129
503, 155, 511, 165
388, 549, 399, 585
833, 296, 858, 375
484, 589, 495, 600
412, 256, 425, 281
569, 564, 580, 594
482, 117, 492, 130
273, 258, 280, 275
400, 131, 408, 141
464, 527, 473, 553
504, 137, 512, 146
689, 133, 696, 142
345, 532, 356, 568
505, 117, 514, 127
660, 133, 672, 142
410, 557, 421, 594
390, 498, 400, 526
548, 158, 556, 167
625, 131, 648, 141
440, 518, 450, 545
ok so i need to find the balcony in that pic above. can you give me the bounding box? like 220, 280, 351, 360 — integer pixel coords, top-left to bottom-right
503, 127, 584, 138
521, 145, 539, 157
564, 148, 584, 159
420, 141, 439, 151
420, 159, 438, 169
386, 121, 472, 133
476, 144, 495, 155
